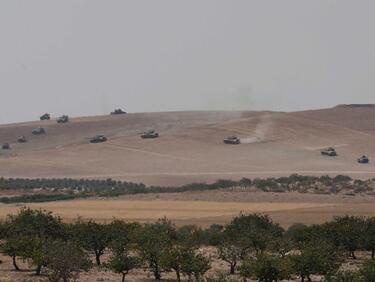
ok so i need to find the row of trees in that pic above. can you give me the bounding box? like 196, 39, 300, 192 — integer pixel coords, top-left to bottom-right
2, 209, 375, 281
0, 174, 373, 204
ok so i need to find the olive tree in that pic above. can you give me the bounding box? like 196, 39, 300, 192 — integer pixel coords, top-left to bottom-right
240, 254, 291, 282
3, 208, 65, 275
137, 218, 176, 281
290, 242, 343, 282
105, 220, 142, 282
45, 240, 92, 282
71, 219, 112, 265
224, 214, 284, 256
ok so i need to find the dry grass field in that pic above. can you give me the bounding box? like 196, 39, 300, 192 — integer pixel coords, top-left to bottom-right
0, 199, 335, 227
1, 190, 375, 228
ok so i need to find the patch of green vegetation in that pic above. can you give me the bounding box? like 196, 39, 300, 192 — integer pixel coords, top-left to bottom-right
1, 209, 375, 281
0, 174, 373, 204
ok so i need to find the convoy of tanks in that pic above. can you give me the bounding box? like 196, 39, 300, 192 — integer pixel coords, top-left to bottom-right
110, 109, 127, 115
358, 155, 370, 164
223, 136, 241, 144
320, 147, 337, 157
0, 109, 372, 165
141, 129, 159, 139
40, 113, 51, 121
17, 136, 27, 143
57, 115, 69, 123
89, 135, 107, 143
32, 127, 46, 135
2, 143, 10, 150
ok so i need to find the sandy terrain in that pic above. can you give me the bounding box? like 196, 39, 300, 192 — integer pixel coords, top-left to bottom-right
0, 106, 375, 186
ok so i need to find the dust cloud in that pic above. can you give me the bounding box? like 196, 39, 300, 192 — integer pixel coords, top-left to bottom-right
240, 114, 273, 144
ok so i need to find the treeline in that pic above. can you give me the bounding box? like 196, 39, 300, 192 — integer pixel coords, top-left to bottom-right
0, 174, 374, 203
0, 177, 146, 193
2, 209, 375, 281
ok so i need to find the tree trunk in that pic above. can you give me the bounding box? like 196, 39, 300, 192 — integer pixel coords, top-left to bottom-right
35, 265, 42, 275
176, 270, 181, 282
95, 252, 101, 265
372, 249, 374, 259
307, 275, 312, 282
122, 273, 126, 282
230, 262, 236, 274
351, 251, 356, 259
12, 255, 20, 271
153, 269, 161, 281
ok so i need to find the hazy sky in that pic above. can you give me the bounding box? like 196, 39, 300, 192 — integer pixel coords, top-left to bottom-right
1, 1, 375, 124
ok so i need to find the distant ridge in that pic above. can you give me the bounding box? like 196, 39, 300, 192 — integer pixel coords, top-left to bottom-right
336, 104, 375, 108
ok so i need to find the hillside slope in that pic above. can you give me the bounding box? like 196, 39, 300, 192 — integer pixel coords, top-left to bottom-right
1, 107, 375, 185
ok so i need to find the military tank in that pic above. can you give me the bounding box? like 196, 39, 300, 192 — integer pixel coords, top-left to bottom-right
17, 136, 27, 143
358, 155, 369, 164
2, 143, 10, 150
223, 136, 240, 145
110, 109, 127, 115
141, 129, 159, 139
90, 135, 107, 143
40, 113, 51, 121
57, 115, 69, 123
320, 147, 337, 157
32, 127, 46, 135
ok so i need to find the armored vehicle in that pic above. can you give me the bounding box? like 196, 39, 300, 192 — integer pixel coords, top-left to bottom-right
141, 129, 159, 139
111, 109, 127, 115
17, 136, 27, 143
358, 155, 369, 164
40, 113, 51, 121
57, 115, 69, 123
90, 135, 107, 143
321, 147, 337, 157
32, 127, 46, 135
223, 136, 240, 145
2, 143, 10, 150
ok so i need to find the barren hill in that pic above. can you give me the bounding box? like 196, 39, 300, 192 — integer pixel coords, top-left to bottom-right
1, 107, 375, 185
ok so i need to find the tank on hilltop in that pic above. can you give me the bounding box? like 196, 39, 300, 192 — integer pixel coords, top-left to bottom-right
17, 136, 27, 143
90, 135, 107, 143
110, 109, 127, 115
358, 155, 369, 164
141, 129, 159, 139
57, 115, 69, 123
40, 113, 51, 121
320, 147, 337, 157
32, 127, 46, 135
2, 143, 10, 150
223, 136, 240, 145
336, 104, 375, 108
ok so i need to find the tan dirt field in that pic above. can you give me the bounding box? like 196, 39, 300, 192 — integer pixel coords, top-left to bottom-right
0, 106, 375, 186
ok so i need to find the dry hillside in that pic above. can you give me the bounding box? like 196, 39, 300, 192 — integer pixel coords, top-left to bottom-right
0, 106, 375, 186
